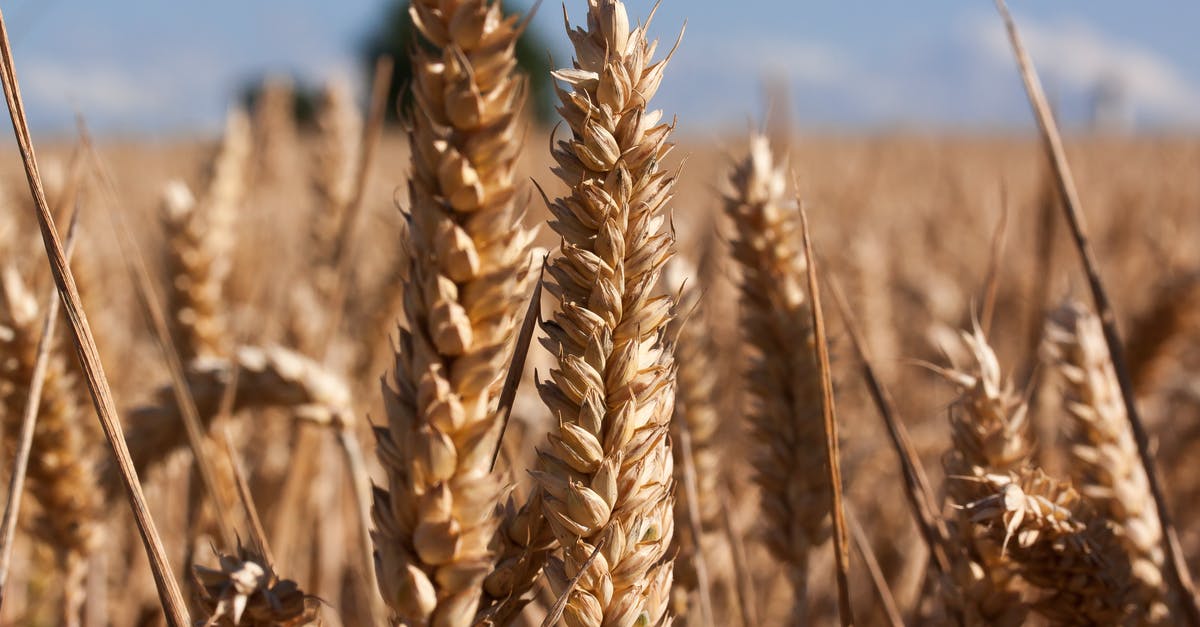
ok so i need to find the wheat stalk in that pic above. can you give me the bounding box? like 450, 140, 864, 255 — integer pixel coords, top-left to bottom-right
724, 133, 827, 619
370, 0, 536, 624
994, 2, 1200, 619
961, 467, 1134, 624
1044, 302, 1169, 621
532, 1, 682, 624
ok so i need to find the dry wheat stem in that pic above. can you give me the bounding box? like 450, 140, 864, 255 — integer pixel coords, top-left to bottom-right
847, 511, 903, 627
828, 275, 952, 575
0, 10, 190, 624
799, 207, 854, 626
370, 0, 536, 623
994, 2, 1200, 621
531, 1, 683, 624
724, 134, 827, 619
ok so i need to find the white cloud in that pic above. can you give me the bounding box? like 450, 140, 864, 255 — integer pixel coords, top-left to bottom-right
22, 60, 169, 118
968, 13, 1200, 124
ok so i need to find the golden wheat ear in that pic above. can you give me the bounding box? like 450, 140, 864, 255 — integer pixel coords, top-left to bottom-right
723, 133, 828, 622
0, 262, 100, 626
369, 1, 537, 625
960, 467, 1135, 624
532, 1, 683, 624
937, 325, 1029, 626
1044, 301, 1169, 620
192, 545, 320, 627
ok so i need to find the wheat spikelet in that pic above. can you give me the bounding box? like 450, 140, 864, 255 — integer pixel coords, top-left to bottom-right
369, 0, 536, 624
962, 467, 1135, 624
481, 489, 555, 624
108, 345, 351, 495
531, 1, 681, 624
1044, 302, 1168, 621
724, 133, 827, 616
937, 326, 1032, 625
193, 545, 320, 626
0, 266, 99, 624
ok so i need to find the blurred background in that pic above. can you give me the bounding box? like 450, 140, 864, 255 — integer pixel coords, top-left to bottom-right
8, 0, 1200, 135
2, 2, 1200, 625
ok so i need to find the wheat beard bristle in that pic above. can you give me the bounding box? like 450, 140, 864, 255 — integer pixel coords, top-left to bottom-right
723, 134, 829, 618
1044, 302, 1169, 621
530, 1, 681, 625
0, 266, 99, 625
369, 1, 536, 625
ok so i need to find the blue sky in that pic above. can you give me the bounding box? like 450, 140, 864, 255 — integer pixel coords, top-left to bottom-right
8, 0, 1200, 134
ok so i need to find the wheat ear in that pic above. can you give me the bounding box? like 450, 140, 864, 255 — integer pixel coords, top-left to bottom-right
310, 79, 362, 280
663, 259, 719, 620
192, 545, 320, 627
0, 266, 99, 625
961, 467, 1134, 624
107, 344, 352, 496
936, 326, 1030, 626
532, 2, 681, 624
370, 0, 535, 624
160, 180, 227, 363
1044, 302, 1169, 621
724, 133, 827, 618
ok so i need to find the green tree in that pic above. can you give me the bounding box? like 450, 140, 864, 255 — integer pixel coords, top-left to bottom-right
361, 1, 556, 126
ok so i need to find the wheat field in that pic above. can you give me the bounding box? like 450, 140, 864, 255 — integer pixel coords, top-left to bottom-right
0, 1, 1199, 626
